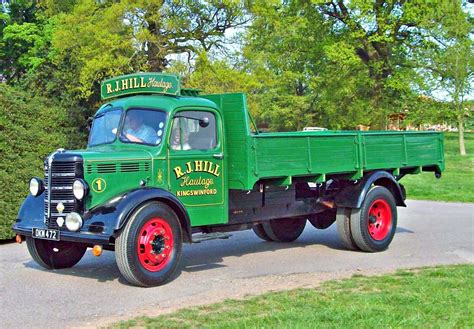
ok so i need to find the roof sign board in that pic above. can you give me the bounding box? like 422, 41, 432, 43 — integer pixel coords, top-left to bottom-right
100, 73, 180, 100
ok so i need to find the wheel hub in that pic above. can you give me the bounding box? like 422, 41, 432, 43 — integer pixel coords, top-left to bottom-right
137, 218, 174, 272
367, 199, 392, 241
151, 236, 164, 253
368, 215, 377, 224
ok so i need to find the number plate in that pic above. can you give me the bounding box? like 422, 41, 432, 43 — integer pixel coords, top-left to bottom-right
32, 228, 60, 241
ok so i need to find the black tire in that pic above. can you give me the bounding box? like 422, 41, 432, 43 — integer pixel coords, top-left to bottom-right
115, 201, 182, 287
308, 209, 336, 229
262, 217, 306, 242
336, 207, 358, 250
252, 224, 273, 241
26, 237, 87, 269
350, 186, 397, 252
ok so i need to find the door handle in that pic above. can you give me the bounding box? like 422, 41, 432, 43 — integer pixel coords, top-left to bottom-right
213, 153, 223, 159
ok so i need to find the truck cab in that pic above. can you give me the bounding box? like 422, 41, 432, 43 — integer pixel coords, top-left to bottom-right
86, 93, 228, 227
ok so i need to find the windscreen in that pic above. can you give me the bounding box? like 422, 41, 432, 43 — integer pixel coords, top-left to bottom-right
88, 109, 122, 146
120, 108, 167, 146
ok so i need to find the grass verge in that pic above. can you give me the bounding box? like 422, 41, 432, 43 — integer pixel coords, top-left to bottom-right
402, 132, 473, 202
115, 264, 474, 328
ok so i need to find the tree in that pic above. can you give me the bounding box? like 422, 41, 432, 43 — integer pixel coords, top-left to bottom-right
50, 0, 142, 100
243, 1, 332, 130
129, 0, 248, 71
315, 0, 452, 129
440, 38, 472, 156
47, 0, 248, 100
0, 84, 70, 239
244, 1, 403, 130
0, 0, 45, 81
419, 2, 472, 155
243, 0, 469, 133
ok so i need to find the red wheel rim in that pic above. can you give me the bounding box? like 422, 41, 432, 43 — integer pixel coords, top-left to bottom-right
367, 199, 392, 241
137, 217, 174, 272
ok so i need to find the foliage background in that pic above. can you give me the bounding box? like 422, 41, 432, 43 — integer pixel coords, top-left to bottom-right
0, 0, 472, 239
0, 84, 69, 238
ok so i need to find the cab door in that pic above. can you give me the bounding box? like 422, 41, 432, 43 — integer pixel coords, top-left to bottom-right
167, 109, 226, 226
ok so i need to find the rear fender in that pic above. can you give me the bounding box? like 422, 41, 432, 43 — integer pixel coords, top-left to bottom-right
335, 171, 406, 208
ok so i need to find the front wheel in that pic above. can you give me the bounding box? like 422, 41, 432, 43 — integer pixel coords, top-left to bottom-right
350, 186, 397, 252
115, 201, 182, 287
26, 237, 87, 269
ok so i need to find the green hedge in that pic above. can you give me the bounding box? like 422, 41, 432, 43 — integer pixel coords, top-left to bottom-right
0, 84, 69, 239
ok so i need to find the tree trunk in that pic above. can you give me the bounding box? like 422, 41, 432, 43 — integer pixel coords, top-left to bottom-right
144, 15, 167, 72
458, 114, 467, 155
370, 81, 388, 130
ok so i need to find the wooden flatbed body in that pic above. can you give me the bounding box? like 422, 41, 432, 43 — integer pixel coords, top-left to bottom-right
204, 93, 444, 190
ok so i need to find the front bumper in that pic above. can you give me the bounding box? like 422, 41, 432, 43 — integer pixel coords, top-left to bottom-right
12, 224, 111, 245
13, 194, 114, 245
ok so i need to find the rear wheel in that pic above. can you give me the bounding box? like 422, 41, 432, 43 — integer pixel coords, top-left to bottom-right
262, 217, 306, 242
308, 209, 336, 229
336, 207, 358, 250
252, 224, 273, 241
350, 186, 397, 252
115, 201, 182, 287
26, 237, 87, 269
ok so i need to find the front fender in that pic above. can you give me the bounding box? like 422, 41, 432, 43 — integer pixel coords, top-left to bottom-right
335, 171, 406, 208
14, 193, 45, 229
13, 188, 192, 244
84, 187, 192, 242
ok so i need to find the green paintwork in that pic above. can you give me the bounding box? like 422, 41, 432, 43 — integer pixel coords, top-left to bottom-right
81, 148, 153, 208
203, 93, 444, 190
100, 73, 180, 100
84, 94, 227, 226
76, 84, 444, 228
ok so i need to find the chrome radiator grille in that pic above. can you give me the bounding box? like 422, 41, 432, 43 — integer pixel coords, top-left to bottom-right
44, 159, 82, 229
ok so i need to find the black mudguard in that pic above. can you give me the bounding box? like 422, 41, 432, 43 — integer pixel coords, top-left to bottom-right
14, 193, 46, 232
13, 188, 192, 245
83, 188, 192, 242
335, 171, 406, 209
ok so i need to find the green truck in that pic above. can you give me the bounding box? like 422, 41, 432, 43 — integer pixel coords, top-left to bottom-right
13, 73, 445, 287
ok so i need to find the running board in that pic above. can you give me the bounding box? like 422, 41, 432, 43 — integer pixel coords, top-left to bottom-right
192, 232, 232, 243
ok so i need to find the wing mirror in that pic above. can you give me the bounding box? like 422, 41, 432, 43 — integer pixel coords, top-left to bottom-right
199, 117, 210, 128
86, 117, 93, 131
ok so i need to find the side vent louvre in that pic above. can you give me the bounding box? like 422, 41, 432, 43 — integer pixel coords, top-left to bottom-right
86, 162, 150, 173
97, 163, 117, 173
121, 162, 140, 172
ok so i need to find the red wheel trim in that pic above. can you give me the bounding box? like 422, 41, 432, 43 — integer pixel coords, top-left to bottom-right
367, 199, 392, 241
137, 217, 174, 272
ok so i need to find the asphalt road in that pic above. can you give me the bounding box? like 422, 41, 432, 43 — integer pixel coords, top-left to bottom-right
1, 200, 473, 328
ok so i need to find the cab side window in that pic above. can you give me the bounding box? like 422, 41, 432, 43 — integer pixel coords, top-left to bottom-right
170, 111, 217, 151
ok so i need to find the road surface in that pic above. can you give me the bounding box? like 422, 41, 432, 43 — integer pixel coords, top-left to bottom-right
1, 200, 473, 328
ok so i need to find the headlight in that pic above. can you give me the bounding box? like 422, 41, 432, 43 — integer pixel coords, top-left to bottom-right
73, 179, 88, 200
65, 212, 83, 231
29, 177, 43, 197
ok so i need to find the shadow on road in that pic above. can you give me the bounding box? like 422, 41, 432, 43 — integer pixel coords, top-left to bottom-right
181, 225, 346, 273
20, 224, 415, 283
396, 227, 414, 234
23, 251, 123, 283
